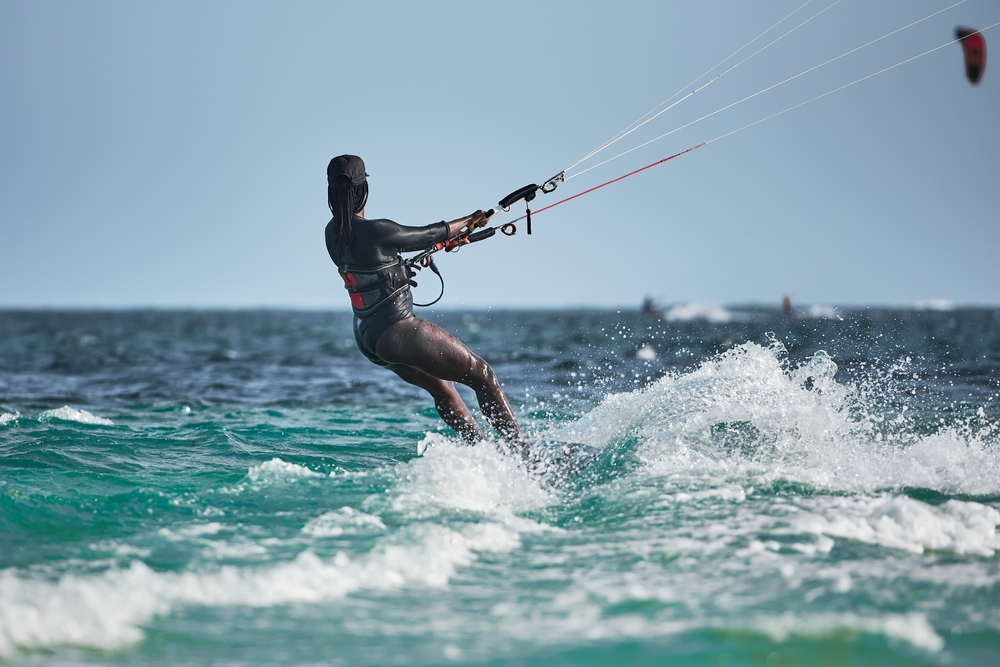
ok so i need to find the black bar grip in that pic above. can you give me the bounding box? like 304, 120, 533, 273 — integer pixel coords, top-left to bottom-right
499, 184, 538, 209
467, 228, 496, 243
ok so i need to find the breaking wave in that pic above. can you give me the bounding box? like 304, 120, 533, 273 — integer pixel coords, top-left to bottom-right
557, 341, 999, 495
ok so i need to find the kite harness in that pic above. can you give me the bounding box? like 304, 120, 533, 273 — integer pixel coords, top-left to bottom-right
340, 258, 413, 315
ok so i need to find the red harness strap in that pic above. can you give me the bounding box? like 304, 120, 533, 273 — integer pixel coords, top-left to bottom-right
340, 272, 364, 309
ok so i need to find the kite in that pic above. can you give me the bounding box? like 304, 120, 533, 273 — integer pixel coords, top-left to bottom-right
955, 27, 986, 85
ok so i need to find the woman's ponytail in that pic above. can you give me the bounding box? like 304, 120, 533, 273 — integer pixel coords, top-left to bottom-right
328, 179, 368, 262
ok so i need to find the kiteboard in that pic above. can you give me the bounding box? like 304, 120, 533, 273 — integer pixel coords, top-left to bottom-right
524, 440, 601, 487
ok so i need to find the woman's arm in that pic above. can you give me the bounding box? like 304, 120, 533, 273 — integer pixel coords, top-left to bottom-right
366, 211, 489, 254
443, 210, 487, 239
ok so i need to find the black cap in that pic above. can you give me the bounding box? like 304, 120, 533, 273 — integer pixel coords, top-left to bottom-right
327, 155, 368, 187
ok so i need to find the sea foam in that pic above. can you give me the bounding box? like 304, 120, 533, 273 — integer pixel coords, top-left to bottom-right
400, 433, 551, 521
0, 445, 543, 657
0, 520, 519, 656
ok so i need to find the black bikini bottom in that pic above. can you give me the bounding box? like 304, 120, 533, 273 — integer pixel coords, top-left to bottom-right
352, 291, 412, 367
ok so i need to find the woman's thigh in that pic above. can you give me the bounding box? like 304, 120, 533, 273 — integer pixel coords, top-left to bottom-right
375, 317, 481, 382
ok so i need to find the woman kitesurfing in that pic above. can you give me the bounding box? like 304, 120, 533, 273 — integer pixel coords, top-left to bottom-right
325, 155, 526, 452
324, 4, 995, 468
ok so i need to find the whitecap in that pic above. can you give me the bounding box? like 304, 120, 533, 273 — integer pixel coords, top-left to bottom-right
206, 541, 268, 558
806, 304, 838, 319
635, 345, 657, 360
0, 412, 18, 426
246, 458, 322, 483
754, 611, 944, 652
302, 507, 386, 538
664, 302, 733, 323
36, 406, 114, 426
654, 485, 747, 505
487, 590, 945, 653
158, 522, 226, 541
915, 299, 953, 311
791, 496, 1000, 556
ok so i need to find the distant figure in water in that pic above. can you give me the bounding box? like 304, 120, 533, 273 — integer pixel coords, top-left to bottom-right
642, 296, 663, 320
324, 155, 525, 452
782, 295, 795, 316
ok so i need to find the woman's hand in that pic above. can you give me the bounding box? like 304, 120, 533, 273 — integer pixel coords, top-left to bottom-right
443, 210, 488, 248
464, 210, 487, 231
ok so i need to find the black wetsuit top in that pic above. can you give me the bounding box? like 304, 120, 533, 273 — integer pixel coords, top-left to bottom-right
326, 215, 449, 365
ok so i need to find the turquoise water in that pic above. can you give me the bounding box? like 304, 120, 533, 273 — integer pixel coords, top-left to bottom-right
1, 308, 999, 665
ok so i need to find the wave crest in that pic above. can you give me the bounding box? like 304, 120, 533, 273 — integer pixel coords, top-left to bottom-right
36, 406, 113, 426
557, 341, 999, 494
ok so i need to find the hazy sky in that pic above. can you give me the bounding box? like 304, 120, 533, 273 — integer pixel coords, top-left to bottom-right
1, 0, 997, 309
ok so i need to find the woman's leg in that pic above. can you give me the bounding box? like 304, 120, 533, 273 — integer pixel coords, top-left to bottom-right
375, 317, 524, 446
384, 362, 486, 444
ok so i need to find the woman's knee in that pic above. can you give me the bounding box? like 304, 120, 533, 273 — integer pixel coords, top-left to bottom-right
411, 375, 459, 406
431, 381, 463, 404
465, 356, 498, 387
389, 364, 453, 398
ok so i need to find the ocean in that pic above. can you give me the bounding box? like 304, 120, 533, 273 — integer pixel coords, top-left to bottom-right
1, 306, 998, 666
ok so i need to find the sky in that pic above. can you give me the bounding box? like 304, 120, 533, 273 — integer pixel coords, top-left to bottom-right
1, 0, 997, 310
